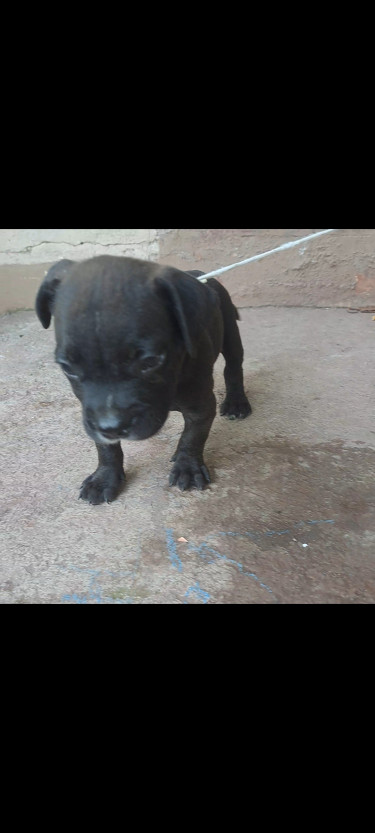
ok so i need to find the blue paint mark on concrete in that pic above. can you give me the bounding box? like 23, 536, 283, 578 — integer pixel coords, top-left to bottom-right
306, 519, 334, 525
62, 586, 133, 605
59, 565, 135, 605
164, 527, 274, 596
265, 529, 292, 537
184, 584, 211, 605
165, 528, 183, 572
62, 593, 89, 605
187, 540, 274, 596
61, 519, 335, 604
218, 519, 335, 544
181, 519, 336, 600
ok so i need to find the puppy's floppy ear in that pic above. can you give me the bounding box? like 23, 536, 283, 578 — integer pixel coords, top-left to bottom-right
35, 260, 75, 329
155, 267, 218, 357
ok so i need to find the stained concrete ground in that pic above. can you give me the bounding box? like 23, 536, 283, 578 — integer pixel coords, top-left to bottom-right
1, 230, 375, 604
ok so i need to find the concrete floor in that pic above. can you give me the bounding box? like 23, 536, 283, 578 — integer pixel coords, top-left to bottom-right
1, 305, 374, 604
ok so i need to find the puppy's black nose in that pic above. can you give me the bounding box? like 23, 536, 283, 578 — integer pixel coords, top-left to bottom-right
100, 426, 126, 440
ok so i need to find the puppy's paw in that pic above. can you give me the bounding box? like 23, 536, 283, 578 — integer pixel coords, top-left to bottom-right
79, 466, 126, 505
169, 455, 211, 492
220, 393, 252, 420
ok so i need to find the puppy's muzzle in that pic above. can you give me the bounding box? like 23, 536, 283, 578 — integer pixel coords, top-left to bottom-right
85, 404, 145, 443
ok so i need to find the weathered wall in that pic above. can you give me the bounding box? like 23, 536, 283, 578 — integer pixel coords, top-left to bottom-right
2, 229, 375, 313
158, 228, 375, 309
0, 229, 159, 313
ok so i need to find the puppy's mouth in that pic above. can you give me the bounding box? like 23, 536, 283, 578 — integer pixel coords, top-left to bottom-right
83, 409, 167, 445
95, 432, 126, 445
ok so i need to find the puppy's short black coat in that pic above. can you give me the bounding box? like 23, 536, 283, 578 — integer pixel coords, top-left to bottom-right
36, 256, 251, 504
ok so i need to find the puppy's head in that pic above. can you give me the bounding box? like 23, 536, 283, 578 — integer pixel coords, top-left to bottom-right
36, 256, 216, 444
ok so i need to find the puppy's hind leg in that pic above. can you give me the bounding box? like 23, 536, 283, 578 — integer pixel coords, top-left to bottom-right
208, 279, 252, 419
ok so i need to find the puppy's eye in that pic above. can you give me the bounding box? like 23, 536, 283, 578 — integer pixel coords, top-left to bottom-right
139, 355, 164, 374
59, 361, 80, 381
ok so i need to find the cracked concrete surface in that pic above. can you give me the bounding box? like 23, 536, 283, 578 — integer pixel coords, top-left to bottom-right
0, 229, 159, 264
0, 229, 160, 314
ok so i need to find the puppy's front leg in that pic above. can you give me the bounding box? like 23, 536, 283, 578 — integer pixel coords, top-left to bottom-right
80, 443, 126, 505
170, 392, 217, 491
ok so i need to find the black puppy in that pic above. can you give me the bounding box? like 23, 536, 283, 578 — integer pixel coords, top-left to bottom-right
36, 256, 251, 504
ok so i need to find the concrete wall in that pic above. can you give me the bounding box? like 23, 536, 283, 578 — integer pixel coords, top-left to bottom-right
158, 228, 375, 309
0, 229, 160, 313
2, 228, 375, 313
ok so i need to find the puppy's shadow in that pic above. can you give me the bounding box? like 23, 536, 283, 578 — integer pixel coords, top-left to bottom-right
121, 467, 141, 491
211, 367, 276, 460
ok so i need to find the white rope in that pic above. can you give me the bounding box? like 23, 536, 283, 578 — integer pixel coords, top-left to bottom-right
198, 228, 340, 282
